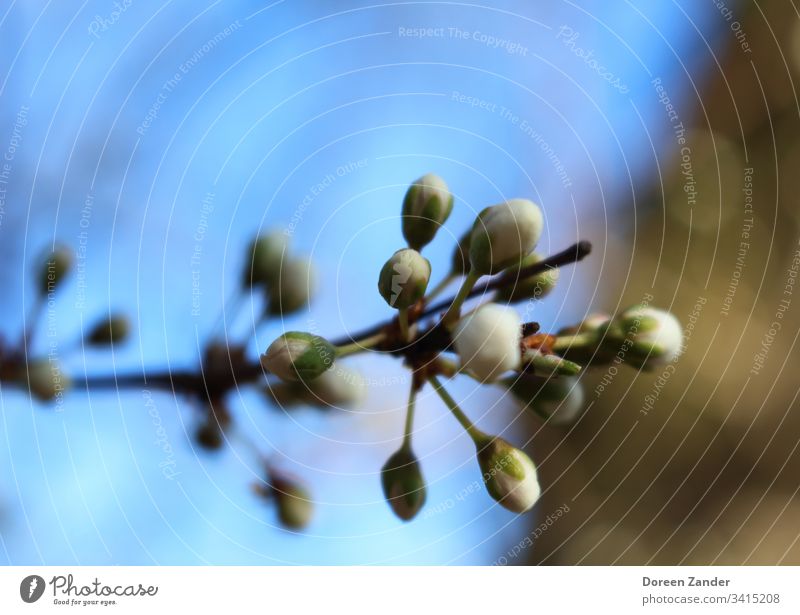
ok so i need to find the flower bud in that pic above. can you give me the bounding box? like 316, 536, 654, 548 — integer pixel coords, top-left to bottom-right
469, 199, 543, 275
266, 257, 315, 316
602, 305, 683, 367
243, 231, 289, 288
450, 230, 472, 276
506, 375, 585, 425
39, 245, 73, 295
86, 315, 130, 346
559, 313, 610, 335
270, 472, 313, 530
265, 363, 366, 409
377, 248, 431, 310
381, 447, 427, 521
401, 173, 454, 250
261, 332, 335, 383
25, 359, 70, 402
494, 252, 559, 303
453, 304, 522, 382
476, 436, 540, 513
195, 420, 224, 450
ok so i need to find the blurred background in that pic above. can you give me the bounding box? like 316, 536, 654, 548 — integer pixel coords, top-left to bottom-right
1, 0, 797, 565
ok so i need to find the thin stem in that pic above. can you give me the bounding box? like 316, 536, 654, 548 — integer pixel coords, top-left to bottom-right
424, 273, 455, 303
335, 332, 386, 357
401, 385, 417, 450
20, 294, 45, 352
441, 269, 480, 327
398, 307, 410, 342
428, 374, 485, 442
211, 287, 244, 341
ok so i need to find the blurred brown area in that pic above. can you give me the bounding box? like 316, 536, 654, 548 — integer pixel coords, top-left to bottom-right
527, 3, 800, 565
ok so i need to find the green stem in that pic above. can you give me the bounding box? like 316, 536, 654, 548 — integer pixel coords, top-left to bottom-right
398, 307, 410, 342
336, 332, 386, 357
401, 386, 417, 450
428, 375, 485, 443
441, 269, 480, 328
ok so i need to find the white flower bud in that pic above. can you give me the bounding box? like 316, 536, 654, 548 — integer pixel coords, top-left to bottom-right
267, 363, 366, 409
381, 447, 427, 521
604, 305, 683, 366
377, 248, 431, 310
469, 199, 543, 275
267, 257, 315, 316
402, 173, 454, 250
506, 375, 585, 425
261, 332, 335, 383
494, 252, 559, 303
453, 304, 522, 383
476, 437, 540, 513
243, 231, 289, 288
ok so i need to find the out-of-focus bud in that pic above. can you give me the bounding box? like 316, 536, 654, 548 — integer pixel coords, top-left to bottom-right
39, 245, 73, 295
86, 314, 130, 346
242, 231, 289, 288
602, 305, 683, 367
476, 436, 540, 513
381, 447, 427, 521
494, 252, 559, 303
264, 363, 367, 409
266, 257, 315, 316
24, 359, 70, 402
469, 199, 543, 275
269, 472, 313, 530
505, 375, 585, 425
261, 332, 335, 383
450, 230, 472, 276
377, 248, 431, 310
401, 173, 454, 251
570, 313, 611, 335
195, 420, 224, 450
453, 304, 522, 383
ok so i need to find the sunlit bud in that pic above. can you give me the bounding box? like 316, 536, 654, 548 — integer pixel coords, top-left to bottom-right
86, 315, 130, 346
377, 248, 431, 310
603, 305, 683, 367
505, 375, 585, 425
401, 173, 454, 251
476, 436, 540, 513
469, 199, 543, 275
243, 231, 289, 288
24, 359, 70, 402
261, 332, 335, 383
453, 304, 522, 383
381, 447, 427, 521
39, 245, 73, 295
450, 230, 472, 276
269, 472, 313, 530
267, 257, 315, 316
494, 252, 559, 303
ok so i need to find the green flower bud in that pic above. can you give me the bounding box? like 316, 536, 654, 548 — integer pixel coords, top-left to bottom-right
494, 252, 559, 303
39, 245, 73, 295
476, 436, 540, 513
243, 231, 289, 288
25, 359, 70, 402
261, 332, 335, 383
450, 230, 472, 276
267, 257, 315, 316
602, 305, 683, 367
377, 248, 431, 310
270, 473, 313, 530
86, 315, 130, 346
469, 199, 543, 275
401, 173, 454, 250
381, 447, 427, 521
505, 375, 585, 425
